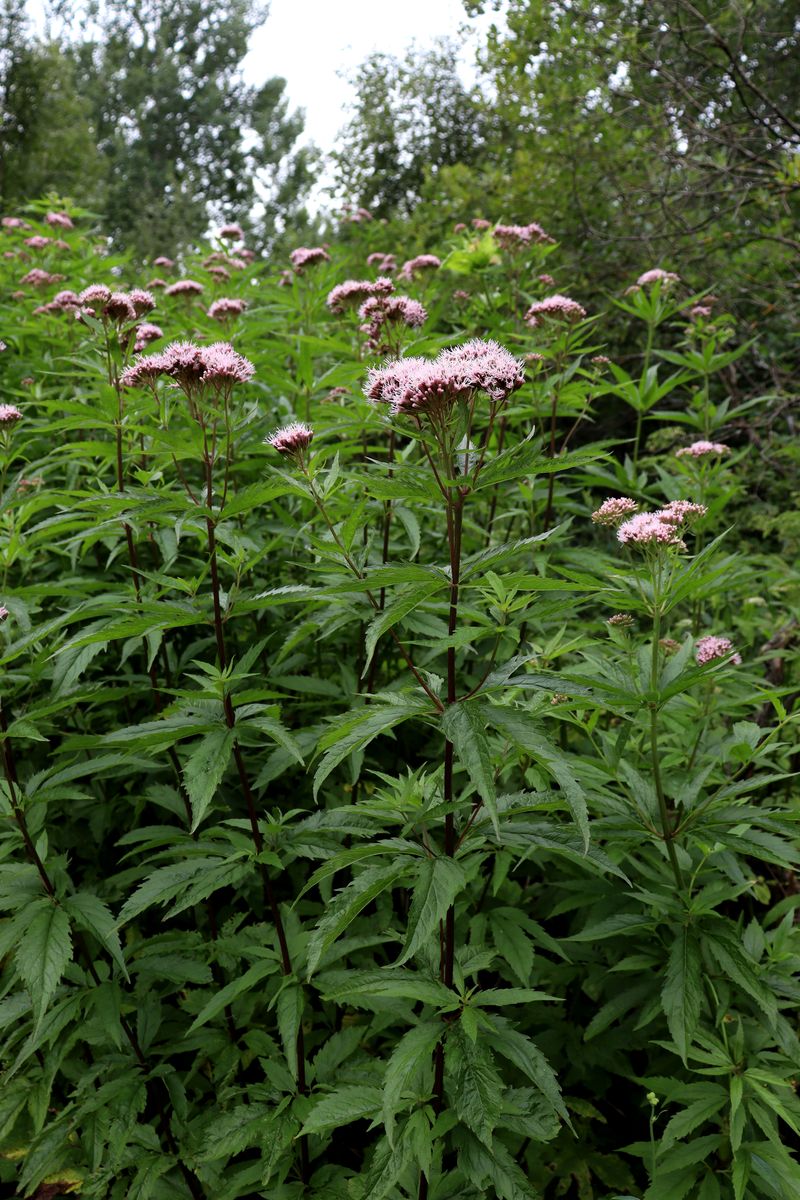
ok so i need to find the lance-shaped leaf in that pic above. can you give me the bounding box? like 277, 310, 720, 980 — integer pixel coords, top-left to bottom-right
14, 900, 73, 1028
397, 857, 468, 965
442, 700, 498, 834
182, 727, 235, 830
363, 579, 444, 669
306, 863, 406, 977
486, 704, 589, 849
382, 1019, 442, 1146
661, 925, 703, 1063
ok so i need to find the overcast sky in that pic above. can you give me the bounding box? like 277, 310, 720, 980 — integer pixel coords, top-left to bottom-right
243, 0, 500, 153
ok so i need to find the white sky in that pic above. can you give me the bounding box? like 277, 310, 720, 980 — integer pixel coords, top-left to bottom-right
243, 0, 499, 153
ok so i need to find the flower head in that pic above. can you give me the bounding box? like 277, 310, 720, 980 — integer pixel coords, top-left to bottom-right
617, 512, 685, 548
695, 635, 741, 666
24, 235, 51, 250
367, 252, 397, 273
658, 500, 707, 524
165, 279, 204, 298
454, 222, 467, 233
290, 246, 331, 273
200, 341, 255, 385
327, 277, 394, 313
494, 222, 552, 251
538, 274, 556, 286
525, 294, 587, 327
79, 284, 111, 306
219, 222, 244, 241
21, 268, 62, 287
2, 217, 26, 229
153, 256, 175, 269
607, 612, 634, 627
0, 605, 8, 621
438, 338, 525, 403
120, 354, 169, 389
45, 211, 73, 229
398, 254, 441, 281
147, 278, 167, 289
134, 322, 163, 351
208, 297, 247, 322
0, 404, 22, 423
636, 268, 680, 288
266, 422, 314, 457
129, 289, 156, 316
689, 305, 713, 321
104, 292, 137, 323
472, 218, 491, 230
592, 497, 638, 526
52, 290, 81, 309
366, 357, 471, 417
675, 440, 729, 458
207, 265, 230, 281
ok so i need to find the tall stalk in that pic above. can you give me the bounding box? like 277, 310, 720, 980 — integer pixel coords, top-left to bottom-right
648, 575, 684, 890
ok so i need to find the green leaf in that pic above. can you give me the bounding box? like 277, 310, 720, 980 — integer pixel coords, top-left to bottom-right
364, 580, 443, 668
313, 701, 428, 798
183, 728, 235, 830
486, 705, 589, 849
382, 1020, 441, 1146
62, 892, 128, 979
299, 1085, 383, 1136
306, 864, 405, 978
660, 925, 703, 1065
397, 857, 468, 965
189, 958, 278, 1032
317, 968, 459, 1010
704, 925, 777, 1026
446, 1024, 504, 1147
14, 902, 72, 1027
442, 701, 498, 834
275, 983, 304, 1082
484, 1014, 570, 1128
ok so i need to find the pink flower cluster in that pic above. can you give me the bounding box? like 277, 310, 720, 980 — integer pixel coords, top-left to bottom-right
153, 256, 175, 269
134, 323, 163, 352
219, 223, 244, 241
592, 497, 638, 525
207, 265, 230, 281
494, 222, 553, 251
208, 297, 247, 322
636, 268, 680, 288
676, 440, 729, 458
0, 404, 22, 423
121, 340, 254, 393
20, 268, 64, 288
398, 254, 441, 281
2, 217, 27, 229
695, 635, 741, 666
366, 252, 397, 273
266, 422, 314, 457
77, 284, 154, 324
326, 276, 394, 314
290, 246, 331, 273
165, 279, 204, 298
525, 294, 587, 327
472, 218, 491, 230
615, 500, 707, 549
34, 289, 81, 315
365, 338, 524, 418
46, 211, 74, 229
24, 235, 51, 250
358, 294, 427, 353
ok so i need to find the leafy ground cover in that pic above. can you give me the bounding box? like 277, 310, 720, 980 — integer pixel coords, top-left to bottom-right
0, 202, 798, 1199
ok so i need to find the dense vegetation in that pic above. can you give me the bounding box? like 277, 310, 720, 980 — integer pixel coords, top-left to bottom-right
0, 0, 798, 1196
0, 196, 797, 1199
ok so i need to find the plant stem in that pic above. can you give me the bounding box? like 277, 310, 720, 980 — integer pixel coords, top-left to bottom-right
633, 318, 656, 471
649, 605, 684, 890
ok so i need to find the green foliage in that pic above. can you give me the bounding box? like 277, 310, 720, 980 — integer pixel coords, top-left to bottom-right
0, 193, 797, 1200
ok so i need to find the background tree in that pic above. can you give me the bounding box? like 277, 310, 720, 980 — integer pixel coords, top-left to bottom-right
332, 38, 489, 219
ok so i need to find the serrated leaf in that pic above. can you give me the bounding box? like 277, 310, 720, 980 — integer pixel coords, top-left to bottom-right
183, 728, 234, 830
62, 892, 128, 979
299, 1085, 383, 1136
364, 580, 443, 669
661, 926, 702, 1064
189, 958, 278, 1032
306, 864, 405, 977
14, 902, 72, 1027
382, 1020, 441, 1146
397, 857, 467, 965
446, 1025, 504, 1146
484, 1014, 570, 1128
275, 983, 304, 1081
442, 700, 498, 834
